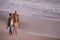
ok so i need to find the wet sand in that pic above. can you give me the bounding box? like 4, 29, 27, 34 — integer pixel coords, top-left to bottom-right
0, 20, 60, 40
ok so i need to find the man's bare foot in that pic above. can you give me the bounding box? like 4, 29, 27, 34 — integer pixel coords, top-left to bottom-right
9, 32, 13, 36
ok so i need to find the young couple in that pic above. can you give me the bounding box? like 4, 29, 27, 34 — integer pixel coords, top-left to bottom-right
7, 11, 20, 35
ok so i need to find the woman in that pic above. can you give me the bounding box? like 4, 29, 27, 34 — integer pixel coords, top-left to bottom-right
13, 11, 20, 34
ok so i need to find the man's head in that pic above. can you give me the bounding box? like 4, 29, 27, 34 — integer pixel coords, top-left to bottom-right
9, 13, 13, 17
9, 13, 12, 16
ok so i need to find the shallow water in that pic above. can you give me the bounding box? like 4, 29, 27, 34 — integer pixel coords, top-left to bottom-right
0, 0, 60, 21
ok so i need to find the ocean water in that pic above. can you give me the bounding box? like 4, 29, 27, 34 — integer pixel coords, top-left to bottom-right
0, 0, 60, 22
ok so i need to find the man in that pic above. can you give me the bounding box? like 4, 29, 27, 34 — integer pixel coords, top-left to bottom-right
7, 13, 14, 35
13, 11, 20, 34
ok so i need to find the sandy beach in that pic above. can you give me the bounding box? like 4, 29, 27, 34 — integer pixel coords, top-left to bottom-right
0, 0, 60, 40
0, 11, 60, 40
0, 20, 60, 40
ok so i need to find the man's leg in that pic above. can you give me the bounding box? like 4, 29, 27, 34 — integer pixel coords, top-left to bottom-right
9, 26, 11, 35
9, 25, 13, 35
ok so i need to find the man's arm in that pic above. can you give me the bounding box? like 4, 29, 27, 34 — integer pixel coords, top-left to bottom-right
7, 18, 10, 29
